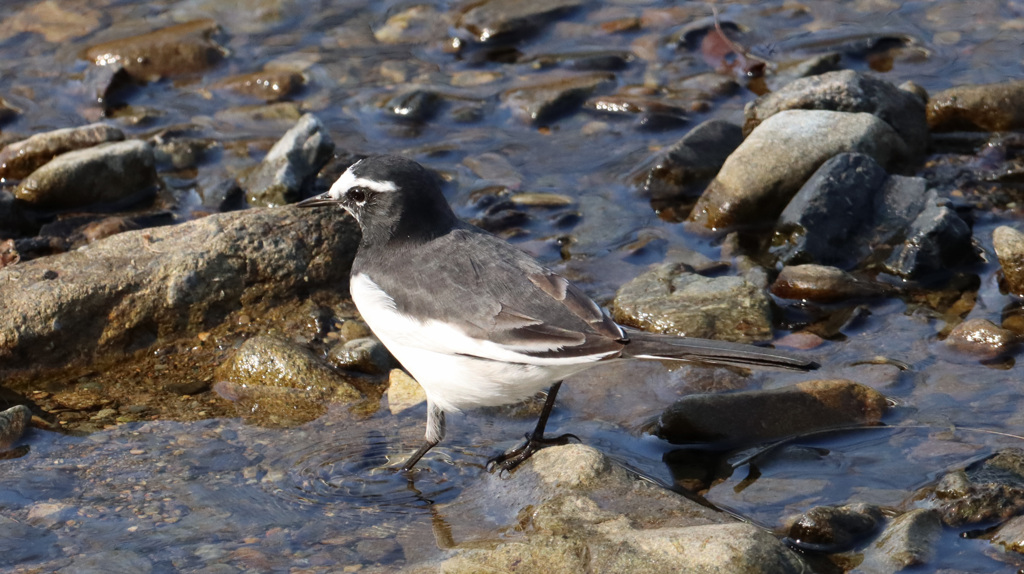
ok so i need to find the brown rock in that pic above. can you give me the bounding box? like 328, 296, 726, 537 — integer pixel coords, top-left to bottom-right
502, 72, 614, 124
210, 70, 305, 102
84, 20, 225, 81
927, 81, 1024, 132
945, 318, 1019, 361
771, 264, 893, 303
0, 1, 102, 43
994, 226, 1024, 296
650, 379, 889, 445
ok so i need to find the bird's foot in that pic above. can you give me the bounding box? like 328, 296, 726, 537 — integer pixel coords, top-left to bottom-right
486, 432, 580, 474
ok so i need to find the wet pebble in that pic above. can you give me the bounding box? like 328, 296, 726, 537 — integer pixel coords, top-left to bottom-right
455, 0, 585, 44
994, 226, 1024, 296
928, 448, 1024, 526
854, 509, 941, 574
944, 318, 1019, 361
0, 123, 125, 181
784, 503, 883, 552
884, 196, 976, 279
687, 110, 906, 231
770, 265, 892, 303
383, 88, 442, 123
611, 263, 774, 343
241, 113, 334, 207
649, 379, 887, 445
15, 140, 157, 210
634, 119, 743, 200
501, 72, 614, 124
85, 19, 226, 81
584, 93, 689, 130
211, 69, 305, 102
926, 80, 1024, 132
744, 70, 928, 159
328, 337, 395, 375
0, 1, 102, 43
0, 404, 32, 451
374, 4, 452, 45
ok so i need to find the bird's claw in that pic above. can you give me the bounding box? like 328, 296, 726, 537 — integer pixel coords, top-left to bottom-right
486, 432, 580, 474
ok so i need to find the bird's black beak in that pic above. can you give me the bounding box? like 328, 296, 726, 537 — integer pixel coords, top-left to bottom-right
295, 193, 341, 208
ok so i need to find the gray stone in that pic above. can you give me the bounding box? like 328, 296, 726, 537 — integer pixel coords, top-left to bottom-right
502, 72, 614, 124
854, 509, 941, 574
0, 515, 58, 566
0, 404, 31, 450
242, 113, 335, 207
634, 119, 744, 200
773, 153, 927, 269
927, 80, 1024, 132
26, 502, 76, 528
745, 70, 928, 159
994, 226, 1024, 296
0, 206, 359, 376
0, 123, 124, 181
650, 379, 888, 445
433, 444, 810, 574
687, 110, 907, 230
612, 263, 773, 344
15, 140, 157, 210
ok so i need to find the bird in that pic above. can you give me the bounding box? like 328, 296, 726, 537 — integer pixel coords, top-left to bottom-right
297, 155, 818, 472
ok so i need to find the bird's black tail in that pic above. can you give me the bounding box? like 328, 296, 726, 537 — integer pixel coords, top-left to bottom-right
620, 328, 818, 372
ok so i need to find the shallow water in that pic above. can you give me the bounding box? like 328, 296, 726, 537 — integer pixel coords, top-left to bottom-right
3, 0, 1024, 571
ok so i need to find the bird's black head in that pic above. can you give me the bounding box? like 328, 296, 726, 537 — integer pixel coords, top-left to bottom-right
297, 155, 457, 247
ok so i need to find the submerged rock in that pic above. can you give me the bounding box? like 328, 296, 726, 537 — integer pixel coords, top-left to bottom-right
0, 123, 124, 181
784, 503, 883, 553
15, 140, 157, 210
612, 263, 773, 344
927, 448, 1024, 527
687, 110, 906, 231
744, 70, 928, 159
454, 0, 584, 44
242, 113, 335, 207
650, 379, 888, 445
855, 509, 941, 574
210, 69, 305, 102
927, 80, 1024, 132
945, 318, 1020, 361
0, 205, 359, 376
502, 72, 614, 124
84, 19, 226, 81
215, 335, 362, 426
994, 226, 1024, 296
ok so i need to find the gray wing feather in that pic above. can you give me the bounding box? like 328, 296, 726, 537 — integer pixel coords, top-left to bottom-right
361, 225, 626, 360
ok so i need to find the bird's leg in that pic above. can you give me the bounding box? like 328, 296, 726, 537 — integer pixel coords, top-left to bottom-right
402, 401, 445, 471
487, 381, 578, 473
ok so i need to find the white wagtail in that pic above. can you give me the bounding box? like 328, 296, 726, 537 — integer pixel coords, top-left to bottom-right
297, 155, 818, 472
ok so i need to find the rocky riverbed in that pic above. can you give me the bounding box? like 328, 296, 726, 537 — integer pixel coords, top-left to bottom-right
2, 0, 1024, 572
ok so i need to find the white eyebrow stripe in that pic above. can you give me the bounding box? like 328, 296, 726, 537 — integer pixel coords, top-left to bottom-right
327, 167, 398, 199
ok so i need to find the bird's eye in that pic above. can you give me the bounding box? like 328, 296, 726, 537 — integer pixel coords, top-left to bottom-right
348, 187, 368, 204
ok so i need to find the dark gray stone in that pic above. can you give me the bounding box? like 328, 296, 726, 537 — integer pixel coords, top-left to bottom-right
242, 113, 335, 207
854, 509, 941, 574
454, 0, 584, 44
635, 120, 743, 200
884, 194, 976, 279
785, 503, 883, 552
773, 153, 926, 269
502, 72, 614, 124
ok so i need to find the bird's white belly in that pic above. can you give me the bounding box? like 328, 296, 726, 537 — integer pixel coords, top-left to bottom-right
350, 273, 594, 412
